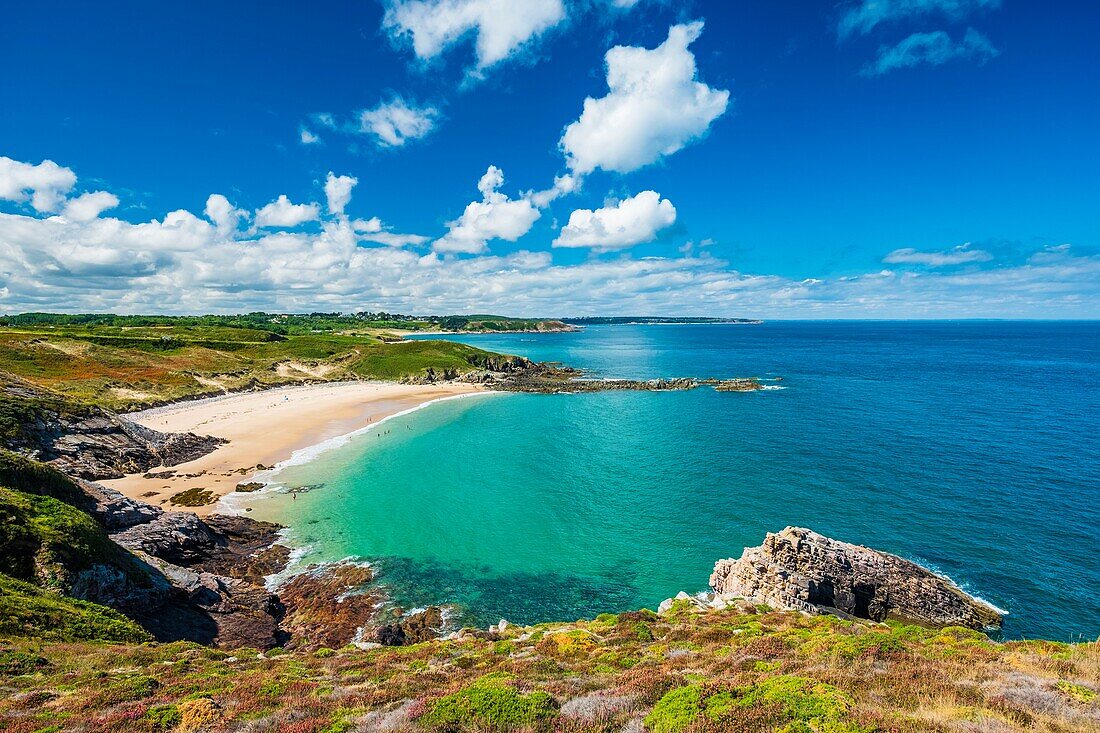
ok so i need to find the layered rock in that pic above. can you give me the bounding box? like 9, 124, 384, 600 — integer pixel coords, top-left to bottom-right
710, 527, 1003, 629
2, 372, 223, 480
37, 411, 224, 480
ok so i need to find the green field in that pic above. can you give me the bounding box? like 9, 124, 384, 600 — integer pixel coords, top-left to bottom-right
0, 322, 522, 410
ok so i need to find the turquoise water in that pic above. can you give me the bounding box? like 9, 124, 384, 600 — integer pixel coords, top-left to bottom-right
243, 322, 1100, 640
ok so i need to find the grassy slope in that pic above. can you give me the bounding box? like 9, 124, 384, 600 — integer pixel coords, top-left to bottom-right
0, 606, 1096, 733
0, 453, 150, 645
0, 325, 513, 410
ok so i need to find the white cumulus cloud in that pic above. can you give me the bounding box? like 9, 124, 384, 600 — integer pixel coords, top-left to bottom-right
204, 194, 245, 235
554, 190, 676, 250
359, 98, 439, 147
560, 21, 729, 175
324, 173, 358, 216
435, 165, 541, 254
1, 153, 1096, 319
61, 191, 119, 222
0, 156, 77, 213
383, 0, 566, 71
254, 195, 321, 228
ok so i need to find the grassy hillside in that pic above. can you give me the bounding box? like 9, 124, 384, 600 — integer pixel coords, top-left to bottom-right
0, 323, 520, 410
0, 452, 153, 644
0, 312, 574, 337
0, 604, 1095, 732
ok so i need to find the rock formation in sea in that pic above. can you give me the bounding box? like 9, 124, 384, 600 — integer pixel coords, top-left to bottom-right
709, 526, 1003, 629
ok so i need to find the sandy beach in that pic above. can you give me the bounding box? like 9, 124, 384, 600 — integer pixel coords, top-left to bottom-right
101, 381, 486, 516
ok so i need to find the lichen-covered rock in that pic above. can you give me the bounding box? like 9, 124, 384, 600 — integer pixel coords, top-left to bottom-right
710, 527, 1003, 629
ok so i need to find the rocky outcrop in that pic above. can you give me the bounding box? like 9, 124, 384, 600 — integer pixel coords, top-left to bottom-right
277, 563, 383, 650
2, 372, 223, 480
456, 361, 766, 393
77, 478, 163, 530
376, 607, 445, 646
105, 505, 290, 647
137, 556, 284, 649
37, 411, 224, 480
710, 527, 1003, 630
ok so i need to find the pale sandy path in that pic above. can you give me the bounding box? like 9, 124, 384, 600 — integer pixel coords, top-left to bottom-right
101, 381, 486, 516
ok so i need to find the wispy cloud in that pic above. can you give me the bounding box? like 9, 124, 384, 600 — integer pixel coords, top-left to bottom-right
884, 242, 994, 266
862, 28, 998, 76
299, 127, 320, 145
838, 0, 1002, 39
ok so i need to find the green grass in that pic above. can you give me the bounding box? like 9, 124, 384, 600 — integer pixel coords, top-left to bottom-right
0, 486, 115, 586
0, 573, 149, 643
0, 323, 521, 410
419, 672, 559, 731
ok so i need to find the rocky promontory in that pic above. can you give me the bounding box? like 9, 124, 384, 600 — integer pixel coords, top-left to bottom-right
709, 526, 1003, 629
454, 360, 768, 393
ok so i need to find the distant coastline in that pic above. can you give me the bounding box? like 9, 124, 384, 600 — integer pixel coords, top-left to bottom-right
561, 316, 763, 326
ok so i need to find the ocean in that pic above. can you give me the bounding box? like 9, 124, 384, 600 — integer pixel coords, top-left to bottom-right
239, 322, 1100, 640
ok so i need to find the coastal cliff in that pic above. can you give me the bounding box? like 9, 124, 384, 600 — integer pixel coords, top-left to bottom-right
2, 374, 223, 480
709, 526, 1003, 630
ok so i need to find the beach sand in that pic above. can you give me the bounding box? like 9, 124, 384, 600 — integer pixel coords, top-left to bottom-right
101, 381, 486, 516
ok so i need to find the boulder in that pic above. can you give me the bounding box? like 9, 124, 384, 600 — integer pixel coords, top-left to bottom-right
710, 527, 1003, 629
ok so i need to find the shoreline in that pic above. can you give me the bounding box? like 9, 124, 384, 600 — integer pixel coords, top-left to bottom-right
100, 381, 488, 517
217, 389, 498, 518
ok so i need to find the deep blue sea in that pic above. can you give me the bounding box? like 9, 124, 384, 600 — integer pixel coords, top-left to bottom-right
245, 322, 1100, 640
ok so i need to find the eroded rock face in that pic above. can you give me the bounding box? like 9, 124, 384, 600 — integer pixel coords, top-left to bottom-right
41, 412, 224, 480
106, 507, 290, 648
710, 527, 1003, 629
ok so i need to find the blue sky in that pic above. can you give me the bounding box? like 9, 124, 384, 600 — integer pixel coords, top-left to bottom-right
0, 0, 1097, 317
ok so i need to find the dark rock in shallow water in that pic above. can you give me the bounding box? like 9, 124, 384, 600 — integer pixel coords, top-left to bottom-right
376, 607, 444, 646
277, 563, 383, 650
710, 526, 1003, 630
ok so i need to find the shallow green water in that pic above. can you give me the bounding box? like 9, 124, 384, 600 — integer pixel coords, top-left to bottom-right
238, 322, 1100, 640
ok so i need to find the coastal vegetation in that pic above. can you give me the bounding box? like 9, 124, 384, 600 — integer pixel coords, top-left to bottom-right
0, 320, 524, 410
1, 600, 1097, 732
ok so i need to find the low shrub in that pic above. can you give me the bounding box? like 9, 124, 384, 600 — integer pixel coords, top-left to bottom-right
419, 672, 558, 731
